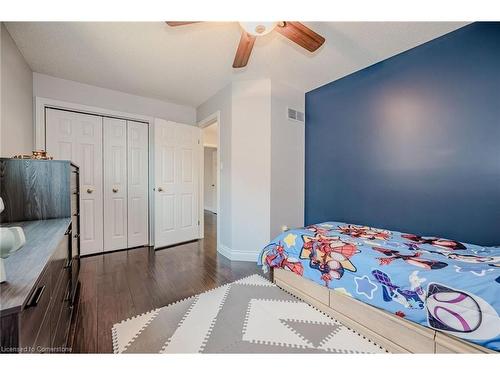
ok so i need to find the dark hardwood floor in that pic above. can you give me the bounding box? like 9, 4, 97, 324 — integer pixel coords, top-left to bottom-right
72, 211, 263, 353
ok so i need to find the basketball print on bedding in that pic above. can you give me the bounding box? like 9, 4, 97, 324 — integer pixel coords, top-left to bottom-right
426, 283, 500, 341
426, 283, 481, 333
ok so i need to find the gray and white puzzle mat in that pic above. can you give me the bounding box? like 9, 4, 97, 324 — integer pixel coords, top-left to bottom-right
112, 274, 387, 353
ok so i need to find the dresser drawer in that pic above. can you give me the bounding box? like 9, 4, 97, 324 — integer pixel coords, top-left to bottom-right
70, 253, 80, 303
71, 192, 79, 215
49, 264, 71, 344
52, 282, 72, 350
49, 231, 70, 289
19, 268, 52, 348
70, 168, 79, 193
72, 215, 79, 240
33, 311, 51, 353
72, 232, 79, 255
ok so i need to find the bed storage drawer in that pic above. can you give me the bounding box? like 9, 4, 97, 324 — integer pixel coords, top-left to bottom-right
274, 268, 436, 353
435, 332, 493, 354
329, 289, 435, 353
274, 268, 329, 306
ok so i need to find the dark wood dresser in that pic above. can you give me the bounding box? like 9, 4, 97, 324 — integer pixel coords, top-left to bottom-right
0, 159, 80, 353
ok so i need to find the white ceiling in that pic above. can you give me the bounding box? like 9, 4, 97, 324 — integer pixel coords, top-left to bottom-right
5, 22, 467, 107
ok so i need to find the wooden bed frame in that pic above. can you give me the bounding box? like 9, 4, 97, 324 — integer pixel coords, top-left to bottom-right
272, 268, 495, 354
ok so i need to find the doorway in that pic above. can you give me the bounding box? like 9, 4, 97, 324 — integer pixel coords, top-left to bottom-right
203, 121, 218, 215
198, 112, 220, 252
204, 146, 217, 214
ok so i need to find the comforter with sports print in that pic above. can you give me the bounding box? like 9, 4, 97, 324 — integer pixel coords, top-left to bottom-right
258, 222, 500, 351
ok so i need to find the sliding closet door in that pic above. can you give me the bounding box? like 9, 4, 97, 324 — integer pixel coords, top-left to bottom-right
127, 121, 149, 248
103, 118, 128, 252
46, 108, 104, 255
154, 119, 200, 248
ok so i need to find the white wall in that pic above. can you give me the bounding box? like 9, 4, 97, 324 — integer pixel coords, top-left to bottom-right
197, 78, 304, 261
33, 73, 196, 125
197, 80, 273, 260
270, 81, 305, 237
230, 79, 272, 259
1, 23, 33, 157
197, 84, 232, 249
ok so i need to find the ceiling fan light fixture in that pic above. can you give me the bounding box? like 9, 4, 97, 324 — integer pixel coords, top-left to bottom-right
166, 21, 325, 68
239, 22, 278, 36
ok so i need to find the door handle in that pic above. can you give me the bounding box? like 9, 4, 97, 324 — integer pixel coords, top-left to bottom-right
211, 184, 215, 187
87, 187, 94, 194
112, 187, 119, 193
158, 187, 164, 192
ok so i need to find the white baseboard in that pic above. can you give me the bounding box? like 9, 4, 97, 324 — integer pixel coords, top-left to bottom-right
204, 206, 217, 214
217, 244, 232, 259
218, 244, 258, 262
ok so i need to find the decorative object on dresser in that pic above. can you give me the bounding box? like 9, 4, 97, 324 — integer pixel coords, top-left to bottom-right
12, 150, 54, 160
0, 158, 80, 353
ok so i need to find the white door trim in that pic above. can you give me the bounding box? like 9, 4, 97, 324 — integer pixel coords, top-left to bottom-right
35, 96, 154, 247
34, 97, 154, 150
197, 111, 221, 254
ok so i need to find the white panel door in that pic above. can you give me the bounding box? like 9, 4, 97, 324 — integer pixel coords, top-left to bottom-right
154, 119, 200, 248
127, 121, 149, 248
46, 108, 104, 255
103, 117, 128, 252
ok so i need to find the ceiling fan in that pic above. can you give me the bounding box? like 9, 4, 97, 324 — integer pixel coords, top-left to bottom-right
165, 21, 325, 68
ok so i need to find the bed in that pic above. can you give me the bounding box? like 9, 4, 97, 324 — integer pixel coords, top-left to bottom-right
258, 221, 500, 353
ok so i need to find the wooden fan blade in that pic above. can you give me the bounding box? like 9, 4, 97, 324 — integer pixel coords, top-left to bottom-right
275, 22, 325, 52
232, 31, 256, 68
165, 22, 201, 27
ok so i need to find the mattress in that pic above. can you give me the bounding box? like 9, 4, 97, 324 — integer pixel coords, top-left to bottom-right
258, 222, 500, 351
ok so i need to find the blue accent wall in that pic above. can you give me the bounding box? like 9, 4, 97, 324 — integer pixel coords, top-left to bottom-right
305, 22, 500, 246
